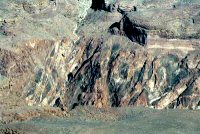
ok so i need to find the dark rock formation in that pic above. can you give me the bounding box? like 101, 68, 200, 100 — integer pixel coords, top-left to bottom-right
122, 16, 147, 45
53, 97, 64, 111
91, 0, 106, 11
109, 16, 148, 46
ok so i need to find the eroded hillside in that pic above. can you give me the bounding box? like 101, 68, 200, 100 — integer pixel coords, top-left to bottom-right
0, 0, 200, 124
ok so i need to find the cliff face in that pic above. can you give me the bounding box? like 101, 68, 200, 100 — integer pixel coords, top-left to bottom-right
0, 0, 200, 111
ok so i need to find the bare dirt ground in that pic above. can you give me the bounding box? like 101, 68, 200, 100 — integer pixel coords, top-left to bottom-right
0, 106, 200, 134
0, 0, 200, 133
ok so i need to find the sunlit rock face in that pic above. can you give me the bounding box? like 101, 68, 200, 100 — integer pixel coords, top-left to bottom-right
0, 0, 200, 111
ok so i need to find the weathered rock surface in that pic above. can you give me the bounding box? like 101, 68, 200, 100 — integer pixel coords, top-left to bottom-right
0, 0, 200, 118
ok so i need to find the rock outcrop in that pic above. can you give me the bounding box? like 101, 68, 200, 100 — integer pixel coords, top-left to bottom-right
0, 0, 200, 112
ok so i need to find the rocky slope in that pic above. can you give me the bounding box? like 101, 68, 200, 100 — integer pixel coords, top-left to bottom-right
0, 0, 200, 118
